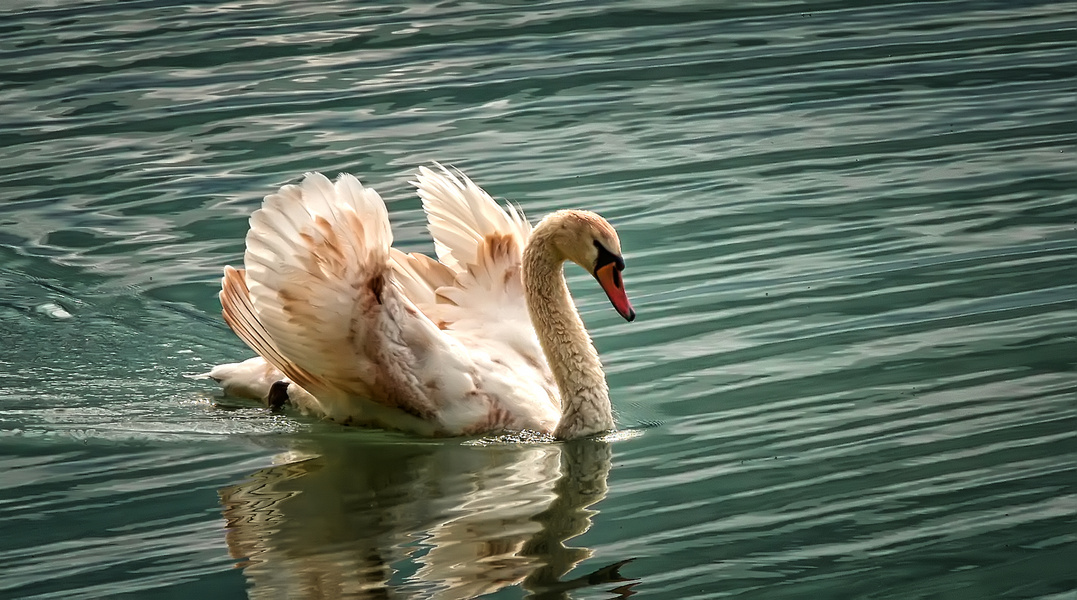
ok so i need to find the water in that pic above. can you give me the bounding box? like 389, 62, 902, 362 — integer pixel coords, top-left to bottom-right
2, 1, 1075, 598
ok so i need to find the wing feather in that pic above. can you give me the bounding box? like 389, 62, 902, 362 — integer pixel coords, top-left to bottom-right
216, 167, 559, 434
408, 165, 551, 389
236, 172, 440, 421
413, 163, 531, 273
219, 266, 325, 396
389, 248, 456, 307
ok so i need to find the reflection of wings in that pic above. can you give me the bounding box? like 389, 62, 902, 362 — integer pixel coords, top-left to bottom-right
219, 439, 636, 599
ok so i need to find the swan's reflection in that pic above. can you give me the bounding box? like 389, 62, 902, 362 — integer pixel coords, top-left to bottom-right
219, 435, 636, 599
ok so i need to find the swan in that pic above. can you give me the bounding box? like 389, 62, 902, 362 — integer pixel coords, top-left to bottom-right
207, 165, 634, 439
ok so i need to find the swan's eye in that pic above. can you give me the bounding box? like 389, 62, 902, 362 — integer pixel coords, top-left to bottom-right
593, 240, 625, 272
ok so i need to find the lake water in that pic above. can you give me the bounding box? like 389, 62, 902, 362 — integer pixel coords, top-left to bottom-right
1, 1, 1075, 598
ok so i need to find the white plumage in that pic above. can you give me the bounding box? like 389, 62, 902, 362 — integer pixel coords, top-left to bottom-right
209, 164, 634, 438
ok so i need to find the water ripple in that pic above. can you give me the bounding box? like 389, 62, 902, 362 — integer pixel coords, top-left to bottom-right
1, 0, 1074, 598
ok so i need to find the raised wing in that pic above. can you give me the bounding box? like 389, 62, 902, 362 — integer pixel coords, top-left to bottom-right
219, 167, 558, 433
413, 163, 532, 273
399, 165, 551, 393
224, 172, 452, 426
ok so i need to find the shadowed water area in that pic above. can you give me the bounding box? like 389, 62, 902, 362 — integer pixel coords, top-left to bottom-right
1, 1, 1075, 598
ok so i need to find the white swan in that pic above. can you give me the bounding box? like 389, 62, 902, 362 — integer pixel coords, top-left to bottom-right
208, 165, 634, 439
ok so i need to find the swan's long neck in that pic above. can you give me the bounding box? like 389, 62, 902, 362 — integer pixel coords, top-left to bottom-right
522, 224, 614, 439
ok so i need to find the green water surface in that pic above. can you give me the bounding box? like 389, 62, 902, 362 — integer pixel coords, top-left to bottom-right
1, 1, 1075, 598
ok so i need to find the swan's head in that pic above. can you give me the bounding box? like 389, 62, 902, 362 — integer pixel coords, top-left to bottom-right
545, 210, 636, 322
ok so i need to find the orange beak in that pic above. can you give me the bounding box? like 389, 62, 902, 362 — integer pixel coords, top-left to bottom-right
595, 263, 635, 322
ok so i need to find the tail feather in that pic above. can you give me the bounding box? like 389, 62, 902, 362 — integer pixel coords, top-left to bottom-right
206, 356, 286, 402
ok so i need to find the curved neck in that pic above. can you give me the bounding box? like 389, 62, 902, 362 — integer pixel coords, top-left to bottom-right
522, 223, 614, 439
